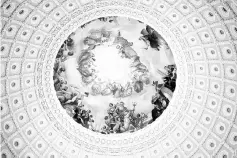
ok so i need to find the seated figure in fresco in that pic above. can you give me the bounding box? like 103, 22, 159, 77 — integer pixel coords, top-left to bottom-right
92, 82, 113, 96
83, 28, 112, 50
84, 37, 101, 50
78, 50, 95, 64
77, 50, 97, 84
101, 86, 113, 96
113, 31, 137, 59
78, 60, 95, 75
129, 56, 150, 82
91, 83, 102, 95
90, 28, 111, 39
130, 56, 150, 90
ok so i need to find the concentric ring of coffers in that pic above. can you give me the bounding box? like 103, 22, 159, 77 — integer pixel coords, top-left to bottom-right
1, 0, 237, 157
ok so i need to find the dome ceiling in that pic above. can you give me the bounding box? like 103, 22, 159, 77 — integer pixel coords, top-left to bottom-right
1, 0, 237, 157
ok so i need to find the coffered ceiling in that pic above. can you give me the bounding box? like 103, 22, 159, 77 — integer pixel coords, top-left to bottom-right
1, 0, 237, 157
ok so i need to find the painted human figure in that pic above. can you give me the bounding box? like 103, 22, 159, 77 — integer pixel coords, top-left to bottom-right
113, 31, 137, 59
101, 125, 109, 134
123, 102, 136, 131
88, 119, 95, 131
134, 113, 142, 129
139, 25, 165, 51
115, 102, 125, 116
101, 86, 112, 96
151, 104, 162, 122
83, 37, 99, 50
82, 72, 97, 84
111, 83, 122, 98
113, 117, 122, 133
107, 103, 116, 117
120, 82, 133, 97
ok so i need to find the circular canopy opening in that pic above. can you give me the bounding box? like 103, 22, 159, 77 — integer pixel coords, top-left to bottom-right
53, 16, 177, 134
